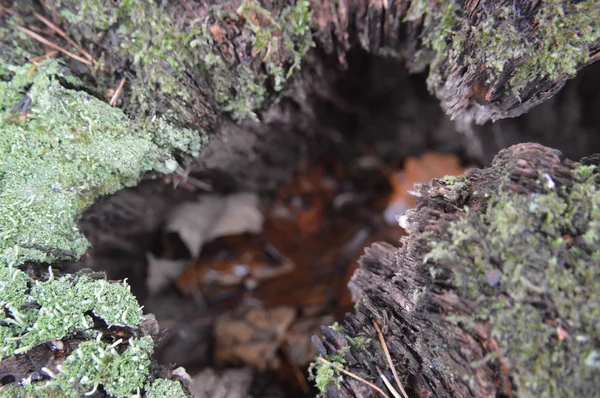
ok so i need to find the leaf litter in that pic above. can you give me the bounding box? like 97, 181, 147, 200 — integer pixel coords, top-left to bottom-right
148, 151, 469, 393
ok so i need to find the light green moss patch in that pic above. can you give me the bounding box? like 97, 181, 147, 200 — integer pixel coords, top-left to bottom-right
1, 263, 189, 397
309, 348, 350, 396
0, 59, 204, 265
426, 166, 600, 396
0, 266, 143, 360
508, 1, 600, 93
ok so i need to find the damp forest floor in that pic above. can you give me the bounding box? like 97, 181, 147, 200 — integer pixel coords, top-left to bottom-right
141, 148, 469, 397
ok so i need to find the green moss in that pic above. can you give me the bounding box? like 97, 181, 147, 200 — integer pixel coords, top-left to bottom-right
574, 165, 597, 182
0, 59, 204, 265
347, 335, 368, 349
508, 1, 600, 94
55, 0, 314, 121
426, 167, 600, 396
309, 347, 350, 396
406, 0, 460, 89
1, 262, 190, 397
412, 0, 600, 97
308, 358, 343, 396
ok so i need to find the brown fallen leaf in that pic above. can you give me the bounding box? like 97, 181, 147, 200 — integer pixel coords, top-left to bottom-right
146, 192, 265, 293
166, 192, 264, 257
175, 233, 295, 294
214, 306, 297, 372
385, 152, 470, 224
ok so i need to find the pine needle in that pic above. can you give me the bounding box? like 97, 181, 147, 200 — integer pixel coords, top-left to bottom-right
16, 25, 92, 66
317, 357, 390, 398
374, 320, 409, 398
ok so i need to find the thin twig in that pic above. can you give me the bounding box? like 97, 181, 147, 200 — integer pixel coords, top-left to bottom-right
373, 320, 409, 398
16, 25, 92, 66
29, 49, 59, 63
109, 78, 126, 106
317, 357, 390, 398
33, 11, 93, 61
0, 4, 16, 16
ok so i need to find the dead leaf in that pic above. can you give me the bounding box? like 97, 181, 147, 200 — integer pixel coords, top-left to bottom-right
166, 192, 264, 257
214, 306, 296, 371
175, 234, 295, 293
146, 193, 264, 294
385, 152, 470, 224
146, 253, 190, 294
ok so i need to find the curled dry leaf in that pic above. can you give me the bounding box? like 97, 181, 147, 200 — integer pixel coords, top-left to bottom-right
214, 306, 297, 372
146, 192, 265, 293
166, 192, 264, 257
385, 152, 470, 224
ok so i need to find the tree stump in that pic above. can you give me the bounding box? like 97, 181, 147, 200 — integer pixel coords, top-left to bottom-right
313, 143, 600, 397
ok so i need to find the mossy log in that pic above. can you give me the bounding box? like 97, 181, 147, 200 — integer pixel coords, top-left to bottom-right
2, 0, 600, 396
312, 143, 599, 397
310, 0, 600, 124
2, 0, 599, 265
16, 0, 600, 127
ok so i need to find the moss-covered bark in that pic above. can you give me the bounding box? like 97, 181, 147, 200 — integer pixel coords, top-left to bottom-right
2, 0, 600, 396
0, 60, 204, 265
46, 0, 314, 123
310, 0, 600, 123
313, 143, 600, 397
1, 1, 314, 395
0, 0, 314, 266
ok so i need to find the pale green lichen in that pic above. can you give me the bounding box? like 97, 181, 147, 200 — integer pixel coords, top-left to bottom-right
0, 263, 189, 397
0, 266, 143, 360
0, 59, 204, 265
426, 166, 600, 396
146, 378, 189, 398
47, 335, 153, 398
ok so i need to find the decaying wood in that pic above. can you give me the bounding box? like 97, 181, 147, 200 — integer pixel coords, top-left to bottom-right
310, 0, 600, 124
314, 143, 596, 397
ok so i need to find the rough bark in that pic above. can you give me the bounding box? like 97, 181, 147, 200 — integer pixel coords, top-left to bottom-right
314, 143, 599, 397
310, 0, 600, 124
28, 0, 600, 129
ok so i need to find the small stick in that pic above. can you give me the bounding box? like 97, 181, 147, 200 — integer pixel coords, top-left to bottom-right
16, 25, 92, 66
33, 12, 93, 61
109, 78, 126, 106
29, 49, 58, 63
317, 357, 390, 398
373, 320, 409, 398
0, 4, 16, 16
